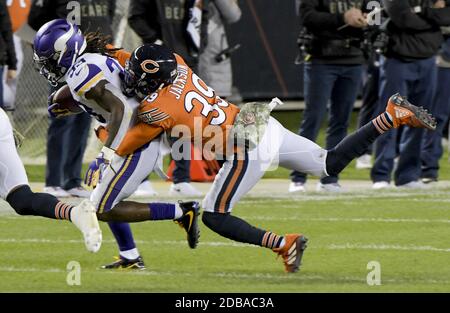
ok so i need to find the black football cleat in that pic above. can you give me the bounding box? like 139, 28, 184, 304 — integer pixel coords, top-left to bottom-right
175, 201, 200, 249
101, 256, 146, 270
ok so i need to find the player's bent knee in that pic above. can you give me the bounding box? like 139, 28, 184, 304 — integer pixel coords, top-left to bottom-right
6, 185, 35, 216
96, 210, 112, 222
325, 148, 345, 176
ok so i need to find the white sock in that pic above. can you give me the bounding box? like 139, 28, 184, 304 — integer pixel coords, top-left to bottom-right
120, 248, 140, 260
174, 203, 183, 219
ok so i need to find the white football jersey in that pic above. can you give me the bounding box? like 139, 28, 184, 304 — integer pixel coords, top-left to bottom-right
65, 53, 140, 149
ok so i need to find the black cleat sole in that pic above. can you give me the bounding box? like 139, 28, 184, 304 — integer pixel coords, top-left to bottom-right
177, 201, 201, 249
391, 93, 437, 131
187, 204, 200, 249
291, 236, 308, 273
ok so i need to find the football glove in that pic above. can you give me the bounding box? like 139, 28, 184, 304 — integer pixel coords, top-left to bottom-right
84, 147, 116, 189
48, 102, 76, 118
47, 90, 82, 118
48, 91, 64, 118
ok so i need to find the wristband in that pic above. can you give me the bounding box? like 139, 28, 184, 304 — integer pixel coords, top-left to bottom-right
101, 146, 116, 162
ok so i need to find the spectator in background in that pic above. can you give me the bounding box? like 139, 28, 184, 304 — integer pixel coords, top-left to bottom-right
355, 53, 380, 170
371, 0, 450, 189
128, 0, 203, 197
289, 0, 370, 193
0, 0, 18, 112
2, 0, 30, 114
28, 0, 115, 198
421, 32, 450, 183
198, 0, 241, 99
129, 0, 200, 71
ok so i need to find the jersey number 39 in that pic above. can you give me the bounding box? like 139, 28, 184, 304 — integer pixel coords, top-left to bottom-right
184, 73, 229, 126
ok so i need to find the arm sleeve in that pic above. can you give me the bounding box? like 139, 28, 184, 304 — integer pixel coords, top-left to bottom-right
128, 0, 159, 43
422, 7, 450, 26
382, 0, 433, 30
115, 123, 164, 156
299, 0, 346, 30
0, 4, 17, 70
137, 93, 173, 128
213, 0, 242, 24
105, 44, 131, 67
112, 49, 132, 67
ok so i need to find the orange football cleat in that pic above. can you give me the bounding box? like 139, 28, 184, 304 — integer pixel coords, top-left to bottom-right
273, 234, 308, 273
386, 93, 436, 130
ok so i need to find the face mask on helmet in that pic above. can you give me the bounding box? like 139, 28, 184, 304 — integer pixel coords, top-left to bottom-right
120, 69, 137, 98
33, 52, 68, 86
123, 60, 162, 100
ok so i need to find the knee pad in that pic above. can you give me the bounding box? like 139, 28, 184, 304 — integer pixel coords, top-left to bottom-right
6, 185, 34, 216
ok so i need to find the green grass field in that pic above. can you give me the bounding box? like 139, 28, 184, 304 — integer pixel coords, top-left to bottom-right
2, 111, 449, 293
0, 184, 449, 292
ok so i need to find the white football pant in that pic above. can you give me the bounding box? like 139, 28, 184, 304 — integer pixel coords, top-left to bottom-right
202, 116, 327, 213
0, 108, 28, 199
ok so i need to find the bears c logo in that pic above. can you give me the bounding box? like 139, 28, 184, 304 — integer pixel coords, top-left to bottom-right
141, 60, 159, 74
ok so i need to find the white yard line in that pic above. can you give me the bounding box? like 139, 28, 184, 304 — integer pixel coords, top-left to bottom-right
328, 243, 450, 253
0, 238, 448, 253
0, 213, 449, 225
240, 216, 450, 224
0, 266, 448, 286
0, 238, 251, 247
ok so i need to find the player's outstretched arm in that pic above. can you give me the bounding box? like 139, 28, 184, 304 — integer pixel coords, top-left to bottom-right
90, 123, 164, 157
115, 123, 164, 156
105, 44, 131, 67
113, 48, 132, 67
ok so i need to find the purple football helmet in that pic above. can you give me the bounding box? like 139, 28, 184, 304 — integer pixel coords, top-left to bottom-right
33, 19, 86, 85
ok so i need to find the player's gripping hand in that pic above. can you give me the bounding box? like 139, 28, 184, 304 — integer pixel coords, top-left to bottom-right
84, 147, 115, 189
48, 102, 75, 118
84, 156, 107, 189
48, 88, 84, 118
48, 90, 67, 118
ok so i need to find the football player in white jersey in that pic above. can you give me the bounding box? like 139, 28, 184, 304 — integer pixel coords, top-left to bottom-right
0, 108, 101, 253
33, 19, 199, 269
